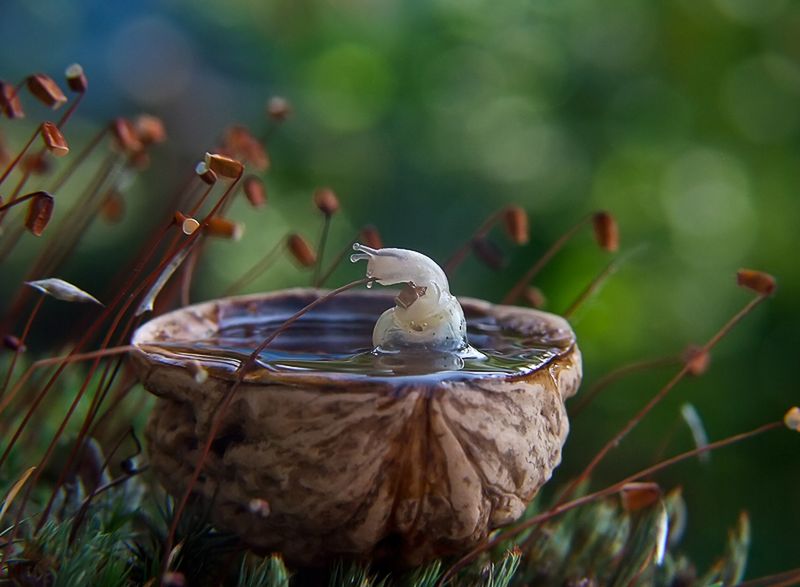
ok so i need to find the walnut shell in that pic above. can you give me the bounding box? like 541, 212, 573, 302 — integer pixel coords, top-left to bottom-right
130, 289, 581, 566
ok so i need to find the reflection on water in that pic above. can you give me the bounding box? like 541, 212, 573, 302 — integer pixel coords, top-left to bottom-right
142, 297, 573, 383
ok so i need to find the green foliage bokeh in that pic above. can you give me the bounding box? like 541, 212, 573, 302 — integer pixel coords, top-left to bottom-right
1, 0, 798, 577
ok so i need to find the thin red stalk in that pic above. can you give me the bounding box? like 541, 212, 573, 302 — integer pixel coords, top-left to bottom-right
556, 293, 767, 503
96, 176, 197, 306
187, 181, 216, 217
35, 153, 121, 274
1, 171, 242, 462
38, 332, 132, 529
0, 125, 38, 189
312, 214, 332, 286
69, 466, 147, 545
502, 215, 591, 304
1, 170, 242, 554
0, 92, 85, 215
443, 209, 502, 276
0, 295, 44, 398
562, 255, 620, 318
0, 129, 107, 270
161, 277, 370, 578
0, 226, 172, 465
0, 346, 136, 417
222, 236, 286, 296
180, 248, 200, 307
49, 127, 107, 193
55, 89, 85, 128
0, 223, 172, 422
438, 420, 782, 585
316, 236, 357, 288
0, 191, 44, 212
0, 152, 120, 327
738, 570, 800, 587
87, 373, 137, 441
569, 355, 680, 418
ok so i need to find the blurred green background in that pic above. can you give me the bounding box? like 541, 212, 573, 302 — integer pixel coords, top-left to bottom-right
2, 0, 798, 578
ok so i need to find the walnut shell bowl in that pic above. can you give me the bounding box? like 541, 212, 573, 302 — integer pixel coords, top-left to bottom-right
130, 288, 582, 566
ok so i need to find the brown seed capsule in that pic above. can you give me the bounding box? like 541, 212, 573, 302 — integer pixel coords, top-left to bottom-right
22, 153, 51, 175
0, 81, 24, 118
503, 205, 529, 245
359, 225, 383, 249
26, 74, 67, 109
620, 482, 661, 512
134, 114, 166, 145
523, 286, 546, 309
195, 161, 217, 185
313, 187, 339, 216
64, 63, 88, 93
471, 236, 506, 271
222, 126, 269, 171
40, 122, 69, 157
205, 152, 244, 179
174, 212, 200, 235
784, 406, 800, 432
24, 192, 55, 236
287, 233, 317, 268
267, 96, 292, 121
100, 190, 125, 224
110, 118, 143, 154
592, 211, 619, 252
243, 175, 267, 208
736, 268, 776, 296
129, 150, 151, 171
205, 216, 244, 241
3, 334, 27, 353
683, 345, 710, 376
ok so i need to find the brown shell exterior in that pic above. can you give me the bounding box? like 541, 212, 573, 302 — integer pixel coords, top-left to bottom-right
131, 289, 582, 566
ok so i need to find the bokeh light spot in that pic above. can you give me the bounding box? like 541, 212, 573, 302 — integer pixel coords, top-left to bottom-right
303, 44, 395, 131
106, 17, 195, 106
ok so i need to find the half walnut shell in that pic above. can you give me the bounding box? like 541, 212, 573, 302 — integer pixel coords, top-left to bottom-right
130, 288, 582, 566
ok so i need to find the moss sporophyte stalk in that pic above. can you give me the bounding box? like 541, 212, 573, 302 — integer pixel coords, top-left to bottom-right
0, 63, 797, 587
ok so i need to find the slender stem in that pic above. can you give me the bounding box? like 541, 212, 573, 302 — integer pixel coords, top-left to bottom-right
443, 209, 502, 276
438, 420, 782, 585
0, 295, 44, 398
0, 92, 85, 212
502, 215, 591, 305
55, 90, 85, 128
49, 127, 107, 193
313, 214, 332, 286
562, 255, 620, 319
738, 569, 800, 587
0, 191, 44, 212
187, 181, 216, 217
0, 346, 135, 441
556, 293, 767, 503
222, 236, 286, 296
162, 277, 371, 578
569, 355, 680, 418
0, 126, 38, 189
316, 236, 356, 288
2, 175, 243, 552
180, 248, 200, 306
